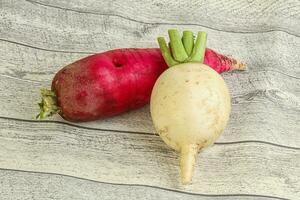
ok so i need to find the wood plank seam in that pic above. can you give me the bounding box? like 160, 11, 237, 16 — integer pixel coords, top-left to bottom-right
1, 116, 299, 150
0, 168, 292, 200
23, 0, 300, 37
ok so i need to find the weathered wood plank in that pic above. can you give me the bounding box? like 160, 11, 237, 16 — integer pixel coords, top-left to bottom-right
0, 75, 299, 148
0, 0, 299, 79
0, 118, 299, 199
25, 0, 300, 36
1, 0, 299, 199
0, 169, 287, 200
0, 0, 299, 148
0, 40, 88, 82
0, 34, 299, 83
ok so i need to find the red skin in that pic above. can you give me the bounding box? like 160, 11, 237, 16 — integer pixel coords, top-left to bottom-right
52, 48, 245, 122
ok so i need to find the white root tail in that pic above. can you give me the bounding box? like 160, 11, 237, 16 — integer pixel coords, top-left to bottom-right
180, 144, 199, 184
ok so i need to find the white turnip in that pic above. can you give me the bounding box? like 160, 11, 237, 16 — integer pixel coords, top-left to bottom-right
150, 30, 231, 184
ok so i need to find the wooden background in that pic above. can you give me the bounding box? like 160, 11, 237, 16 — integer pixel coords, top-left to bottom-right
0, 0, 299, 199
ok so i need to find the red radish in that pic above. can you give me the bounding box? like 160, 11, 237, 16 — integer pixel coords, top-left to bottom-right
37, 47, 245, 121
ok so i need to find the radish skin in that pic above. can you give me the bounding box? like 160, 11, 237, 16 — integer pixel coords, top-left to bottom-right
150, 63, 231, 184
150, 30, 231, 184
37, 47, 243, 121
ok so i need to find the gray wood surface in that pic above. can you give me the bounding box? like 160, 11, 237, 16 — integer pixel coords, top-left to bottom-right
0, 0, 299, 199
1, 169, 288, 200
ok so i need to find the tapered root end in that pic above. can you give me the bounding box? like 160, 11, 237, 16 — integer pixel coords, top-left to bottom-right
232, 59, 247, 71
180, 145, 199, 185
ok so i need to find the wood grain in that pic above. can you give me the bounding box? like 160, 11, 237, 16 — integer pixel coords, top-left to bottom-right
0, 0, 299, 199
1, 35, 299, 82
0, 75, 299, 148
0, 117, 299, 199
0, 169, 290, 200
0, 40, 88, 82
25, 0, 300, 36
0, 0, 299, 68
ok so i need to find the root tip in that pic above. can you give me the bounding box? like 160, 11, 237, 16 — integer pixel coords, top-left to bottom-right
180, 144, 199, 185
181, 176, 192, 185
233, 60, 247, 71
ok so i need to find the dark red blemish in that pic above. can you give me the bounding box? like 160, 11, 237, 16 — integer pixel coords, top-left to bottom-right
112, 52, 127, 68
76, 91, 88, 101
77, 75, 89, 85
114, 61, 123, 68
61, 68, 68, 74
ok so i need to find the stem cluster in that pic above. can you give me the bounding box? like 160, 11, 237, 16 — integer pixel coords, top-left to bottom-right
157, 29, 207, 67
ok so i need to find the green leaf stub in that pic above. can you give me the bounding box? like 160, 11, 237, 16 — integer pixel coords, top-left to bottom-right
157, 29, 207, 67
36, 89, 60, 120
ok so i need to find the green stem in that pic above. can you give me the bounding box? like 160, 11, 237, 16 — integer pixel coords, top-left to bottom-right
182, 30, 194, 56
157, 37, 179, 67
189, 31, 207, 63
36, 89, 60, 120
157, 29, 207, 67
168, 29, 188, 62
